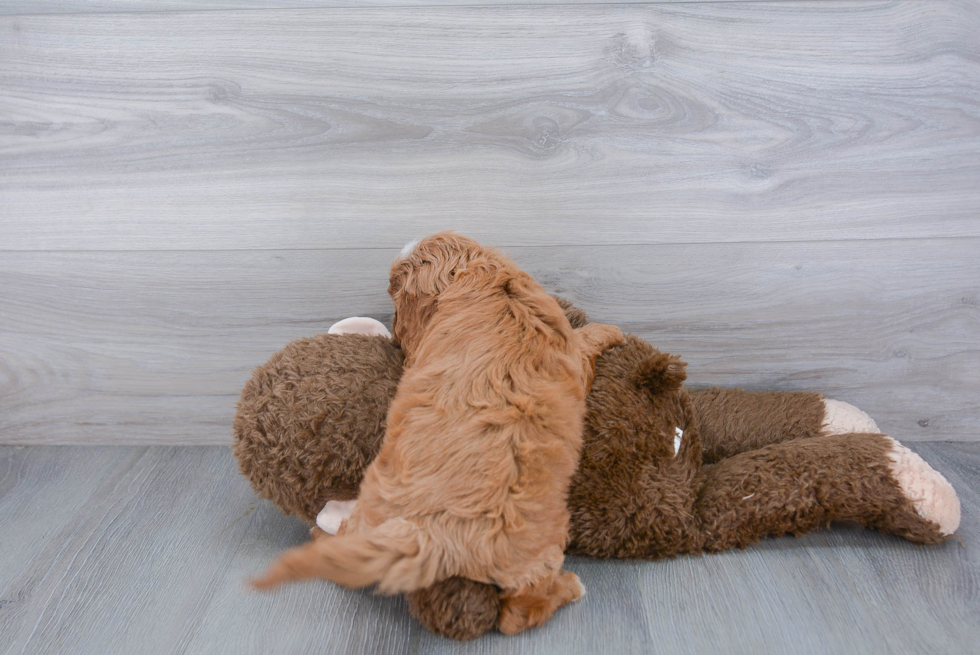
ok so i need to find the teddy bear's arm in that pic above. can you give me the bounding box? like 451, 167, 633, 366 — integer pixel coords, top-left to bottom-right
691, 388, 878, 464
696, 432, 960, 550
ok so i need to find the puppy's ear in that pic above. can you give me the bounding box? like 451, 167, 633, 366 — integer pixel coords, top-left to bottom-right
389, 288, 439, 358
634, 352, 687, 394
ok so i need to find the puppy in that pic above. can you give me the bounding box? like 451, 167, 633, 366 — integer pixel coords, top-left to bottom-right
252, 232, 624, 634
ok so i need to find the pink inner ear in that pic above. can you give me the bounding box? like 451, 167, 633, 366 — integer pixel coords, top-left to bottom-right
327, 317, 392, 338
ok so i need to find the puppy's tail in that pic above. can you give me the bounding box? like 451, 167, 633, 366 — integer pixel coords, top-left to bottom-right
250, 518, 443, 595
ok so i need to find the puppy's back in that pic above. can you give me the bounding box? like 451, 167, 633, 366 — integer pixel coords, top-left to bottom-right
362, 262, 587, 583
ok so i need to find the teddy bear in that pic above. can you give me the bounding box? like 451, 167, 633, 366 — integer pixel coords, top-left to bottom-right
234, 299, 961, 640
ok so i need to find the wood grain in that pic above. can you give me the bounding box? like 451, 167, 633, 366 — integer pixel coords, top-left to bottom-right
0, 443, 976, 653
2, 1, 979, 250
1, 238, 977, 445
0, 0, 782, 15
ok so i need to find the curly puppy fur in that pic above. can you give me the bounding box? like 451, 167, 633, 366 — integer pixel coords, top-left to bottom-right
250, 233, 623, 634
233, 297, 584, 526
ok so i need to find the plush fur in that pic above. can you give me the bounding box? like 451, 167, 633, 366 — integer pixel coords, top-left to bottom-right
233, 333, 404, 519
250, 234, 623, 634
406, 575, 501, 641
234, 300, 960, 640
690, 387, 827, 464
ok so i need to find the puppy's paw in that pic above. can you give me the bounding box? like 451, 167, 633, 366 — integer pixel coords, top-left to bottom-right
587, 323, 625, 349
497, 571, 585, 635
608, 325, 625, 346
559, 570, 585, 604
498, 599, 538, 635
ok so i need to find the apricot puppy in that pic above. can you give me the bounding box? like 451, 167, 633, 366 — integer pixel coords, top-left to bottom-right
253, 232, 623, 634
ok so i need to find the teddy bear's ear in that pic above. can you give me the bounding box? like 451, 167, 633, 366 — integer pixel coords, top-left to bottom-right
634, 352, 687, 394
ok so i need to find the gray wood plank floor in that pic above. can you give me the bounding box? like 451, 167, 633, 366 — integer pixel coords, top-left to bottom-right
0, 442, 977, 654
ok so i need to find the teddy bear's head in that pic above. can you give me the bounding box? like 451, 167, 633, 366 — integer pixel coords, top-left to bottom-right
233, 333, 405, 522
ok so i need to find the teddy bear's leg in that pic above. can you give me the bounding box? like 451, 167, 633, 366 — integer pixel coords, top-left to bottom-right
696, 432, 960, 551
820, 398, 880, 435
882, 437, 960, 537
406, 578, 501, 641
691, 388, 828, 463
692, 389, 884, 464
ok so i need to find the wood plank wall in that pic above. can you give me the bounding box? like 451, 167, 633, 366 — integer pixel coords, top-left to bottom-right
1, 0, 978, 444
0, 0, 806, 14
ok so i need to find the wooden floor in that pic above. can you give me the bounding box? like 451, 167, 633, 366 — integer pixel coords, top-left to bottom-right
0, 441, 976, 654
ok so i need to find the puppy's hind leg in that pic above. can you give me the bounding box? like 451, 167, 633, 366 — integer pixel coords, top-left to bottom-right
497, 570, 585, 635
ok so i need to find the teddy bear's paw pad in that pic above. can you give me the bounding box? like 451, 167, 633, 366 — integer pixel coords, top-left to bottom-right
885, 437, 960, 536
328, 317, 392, 338
317, 499, 358, 535
821, 399, 880, 435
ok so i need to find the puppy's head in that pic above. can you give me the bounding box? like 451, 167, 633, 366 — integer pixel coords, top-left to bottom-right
388, 231, 487, 357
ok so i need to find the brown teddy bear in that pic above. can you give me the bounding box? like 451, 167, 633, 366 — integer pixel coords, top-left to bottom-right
234, 300, 960, 641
